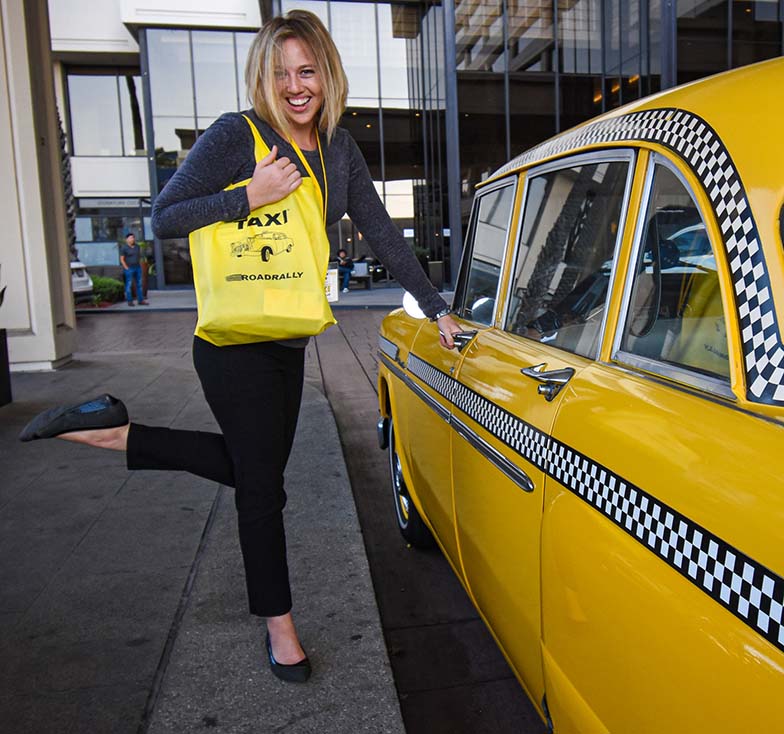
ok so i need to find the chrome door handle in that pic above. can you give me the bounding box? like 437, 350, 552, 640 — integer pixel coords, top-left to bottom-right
441, 330, 478, 352
520, 363, 575, 401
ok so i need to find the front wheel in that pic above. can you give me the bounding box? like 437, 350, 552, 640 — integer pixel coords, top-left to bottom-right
388, 419, 434, 548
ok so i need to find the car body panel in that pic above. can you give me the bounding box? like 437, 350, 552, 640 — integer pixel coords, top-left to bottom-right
542, 363, 784, 732
450, 327, 584, 707
403, 320, 467, 564
377, 59, 784, 733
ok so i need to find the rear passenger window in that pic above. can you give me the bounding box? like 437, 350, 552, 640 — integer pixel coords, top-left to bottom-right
453, 181, 515, 326
505, 157, 631, 359
618, 160, 730, 382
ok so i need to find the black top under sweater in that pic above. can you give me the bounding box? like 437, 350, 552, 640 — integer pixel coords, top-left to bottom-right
152, 111, 448, 338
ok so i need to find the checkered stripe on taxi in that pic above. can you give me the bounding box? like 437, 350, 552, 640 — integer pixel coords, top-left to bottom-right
407, 353, 455, 402
404, 351, 784, 654
493, 108, 784, 405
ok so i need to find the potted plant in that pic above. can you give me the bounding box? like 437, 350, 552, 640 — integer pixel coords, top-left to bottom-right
0, 264, 11, 406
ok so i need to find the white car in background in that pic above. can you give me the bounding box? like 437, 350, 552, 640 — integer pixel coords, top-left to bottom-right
70, 260, 93, 303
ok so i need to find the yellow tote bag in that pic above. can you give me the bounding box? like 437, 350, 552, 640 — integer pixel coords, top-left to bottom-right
190, 115, 336, 346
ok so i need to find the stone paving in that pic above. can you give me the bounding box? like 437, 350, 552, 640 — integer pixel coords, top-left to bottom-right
1, 295, 542, 733
0, 311, 403, 734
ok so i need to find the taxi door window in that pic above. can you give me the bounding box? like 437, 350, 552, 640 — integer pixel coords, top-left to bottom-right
453, 182, 515, 325
504, 159, 630, 359
618, 162, 730, 382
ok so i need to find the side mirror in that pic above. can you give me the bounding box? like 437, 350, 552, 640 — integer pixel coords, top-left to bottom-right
402, 291, 427, 320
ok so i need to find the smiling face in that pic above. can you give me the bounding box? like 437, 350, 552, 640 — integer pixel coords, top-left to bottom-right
275, 37, 323, 146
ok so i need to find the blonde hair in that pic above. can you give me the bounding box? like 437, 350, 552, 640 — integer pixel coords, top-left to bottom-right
245, 9, 348, 143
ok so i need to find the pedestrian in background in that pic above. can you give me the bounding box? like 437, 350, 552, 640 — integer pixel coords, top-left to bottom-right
336, 248, 353, 292
20, 9, 462, 684
120, 233, 148, 306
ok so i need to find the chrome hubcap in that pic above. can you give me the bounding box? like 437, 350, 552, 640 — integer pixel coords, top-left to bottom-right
390, 427, 410, 527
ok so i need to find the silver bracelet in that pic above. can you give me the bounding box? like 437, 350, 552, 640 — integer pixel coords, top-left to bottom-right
429, 307, 452, 322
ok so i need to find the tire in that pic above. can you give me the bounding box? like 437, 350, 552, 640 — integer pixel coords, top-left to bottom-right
261, 245, 274, 262
388, 419, 435, 548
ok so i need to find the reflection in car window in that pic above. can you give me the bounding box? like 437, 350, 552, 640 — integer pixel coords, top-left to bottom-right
505, 160, 629, 358
619, 164, 729, 380
454, 183, 515, 325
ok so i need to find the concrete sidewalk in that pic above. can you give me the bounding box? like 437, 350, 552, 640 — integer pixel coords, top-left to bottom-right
0, 336, 404, 731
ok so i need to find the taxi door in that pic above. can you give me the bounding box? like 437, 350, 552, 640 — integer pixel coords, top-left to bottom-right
402, 179, 517, 567
539, 154, 784, 733
450, 153, 637, 708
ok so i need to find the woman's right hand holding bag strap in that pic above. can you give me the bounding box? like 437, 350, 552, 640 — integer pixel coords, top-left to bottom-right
189, 116, 336, 347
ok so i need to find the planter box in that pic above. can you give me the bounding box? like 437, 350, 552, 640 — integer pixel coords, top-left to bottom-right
0, 329, 11, 407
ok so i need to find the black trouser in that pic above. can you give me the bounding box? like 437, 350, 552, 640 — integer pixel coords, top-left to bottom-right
127, 336, 305, 617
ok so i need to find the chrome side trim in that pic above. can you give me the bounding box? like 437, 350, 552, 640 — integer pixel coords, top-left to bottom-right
378, 335, 400, 362
378, 352, 533, 491
378, 352, 450, 422
451, 414, 535, 492
615, 351, 735, 400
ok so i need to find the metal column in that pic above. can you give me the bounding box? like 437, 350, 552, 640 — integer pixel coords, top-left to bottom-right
443, 0, 463, 288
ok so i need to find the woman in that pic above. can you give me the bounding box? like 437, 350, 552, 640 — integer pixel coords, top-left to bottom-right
19, 10, 461, 683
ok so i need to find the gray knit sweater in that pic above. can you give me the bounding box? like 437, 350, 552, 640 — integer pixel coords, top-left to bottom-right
152, 111, 448, 324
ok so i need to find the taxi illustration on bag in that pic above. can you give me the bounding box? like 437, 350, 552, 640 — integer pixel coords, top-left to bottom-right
375, 58, 784, 733
230, 231, 294, 261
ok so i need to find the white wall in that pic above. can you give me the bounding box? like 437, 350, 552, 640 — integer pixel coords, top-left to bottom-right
49, 0, 262, 54
121, 0, 261, 29
49, 0, 138, 54
1, 2, 76, 370
71, 157, 150, 198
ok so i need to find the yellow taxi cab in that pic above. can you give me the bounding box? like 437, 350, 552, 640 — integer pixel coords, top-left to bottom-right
376, 58, 784, 733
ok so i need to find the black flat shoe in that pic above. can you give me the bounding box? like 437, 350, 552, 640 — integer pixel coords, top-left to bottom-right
265, 633, 311, 683
19, 394, 128, 442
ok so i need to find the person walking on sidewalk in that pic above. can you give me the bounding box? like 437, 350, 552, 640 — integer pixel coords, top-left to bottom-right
120, 233, 148, 306
19, 9, 461, 684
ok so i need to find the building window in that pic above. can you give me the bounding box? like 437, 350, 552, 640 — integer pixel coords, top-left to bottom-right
66, 71, 146, 156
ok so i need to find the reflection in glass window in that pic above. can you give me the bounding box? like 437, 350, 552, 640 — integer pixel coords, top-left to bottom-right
732, 0, 783, 67
148, 28, 195, 190
281, 0, 329, 27
619, 164, 729, 381
235, 32, 255, 106
331, 1, 379, 104
677, 0, 729, 84
505, 159, 629, 358
193, 31, 237, 118
67, 73, 145, 156
454, 183, 515, 326
377, 3, 411, 108
146, 28, 255, 202
68, 76, 121, 155
119, 76, 146, 154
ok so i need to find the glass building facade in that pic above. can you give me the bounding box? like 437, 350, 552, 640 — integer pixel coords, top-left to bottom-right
63, 0, 783, 288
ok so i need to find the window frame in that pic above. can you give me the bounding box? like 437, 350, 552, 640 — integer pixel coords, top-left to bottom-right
499, 148, 637, 362
452, 175, 518, 326
611, 151, 735, 399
